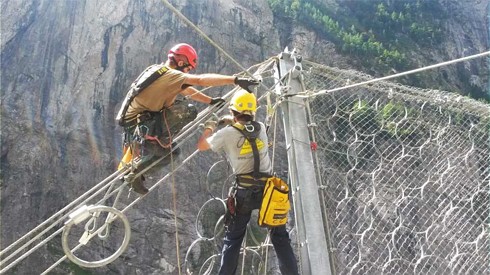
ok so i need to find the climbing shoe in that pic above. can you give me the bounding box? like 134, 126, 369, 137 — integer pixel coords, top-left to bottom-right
124, 173, 148, 195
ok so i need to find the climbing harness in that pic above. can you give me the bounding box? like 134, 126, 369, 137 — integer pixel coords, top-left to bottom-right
118, 100, 197, 170
116, 64, 169, 171
231, 121, 290, 228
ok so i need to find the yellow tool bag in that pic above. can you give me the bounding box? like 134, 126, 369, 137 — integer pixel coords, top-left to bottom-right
258, 176, 290, 227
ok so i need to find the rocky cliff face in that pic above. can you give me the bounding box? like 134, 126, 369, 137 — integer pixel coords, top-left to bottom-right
1, 0, 488, 274
427, 0, 489, 97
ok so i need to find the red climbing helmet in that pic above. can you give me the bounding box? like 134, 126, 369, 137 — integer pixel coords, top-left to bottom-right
168, 43, 198, 69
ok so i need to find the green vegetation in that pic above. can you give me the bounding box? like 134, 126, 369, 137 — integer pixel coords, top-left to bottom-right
381, 101, 406, 136
351, 100, 381, 134
349, 100, 422, 140
267, 0, 446, 72
268, 0, 490, 101
381, 101, 422, 138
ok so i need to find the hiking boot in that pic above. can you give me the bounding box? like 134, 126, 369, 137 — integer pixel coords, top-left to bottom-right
124, 173, 148, 195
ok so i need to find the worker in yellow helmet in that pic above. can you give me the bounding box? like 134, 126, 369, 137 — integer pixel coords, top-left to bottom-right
197, 89, 299, 275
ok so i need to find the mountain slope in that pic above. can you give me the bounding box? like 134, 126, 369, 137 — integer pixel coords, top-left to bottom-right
0, 0, 487, 273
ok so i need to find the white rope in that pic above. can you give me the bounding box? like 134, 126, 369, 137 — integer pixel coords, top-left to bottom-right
3, 2, 277, 271
163, 110, 183, 275
305, 51, 490, 97
160, 0, 252, 77
0, 169, 127, 271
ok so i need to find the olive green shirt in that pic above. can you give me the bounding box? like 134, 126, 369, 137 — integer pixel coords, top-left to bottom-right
124, 64, 186, 119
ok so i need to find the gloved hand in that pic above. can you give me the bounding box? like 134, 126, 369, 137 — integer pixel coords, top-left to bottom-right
234, 77, 259, 93
209, 97, 226, 108
219, 115, 234, 126
203, 115, 219, 131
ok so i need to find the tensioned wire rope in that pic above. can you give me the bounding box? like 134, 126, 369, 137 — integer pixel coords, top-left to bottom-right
160, 0, 271, 92
0, 100, 226, 274
1, 0, 279, 268
157, 1, 279, 273
301, 51, 490, 98
0, 169, 128, 273
160, 0, 250, 74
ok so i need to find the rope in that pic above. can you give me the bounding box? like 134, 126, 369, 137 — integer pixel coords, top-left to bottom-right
163, 110, 182, 275
160, 0, 252, 77
270, 100, 280, 171
160, 0, 277, 94
261, 233, 271, 275
305, 51, 490, 97
0, 168, 127, 271
240, 232, 248, 275
3, 14, 277, 269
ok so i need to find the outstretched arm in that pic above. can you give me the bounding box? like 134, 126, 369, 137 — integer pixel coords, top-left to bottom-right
183, 74, 235, 87
184, 74, 260, 93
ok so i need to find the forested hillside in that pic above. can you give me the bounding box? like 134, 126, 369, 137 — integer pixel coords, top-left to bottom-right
267, 0, 488, 101
1, 0, 487, 273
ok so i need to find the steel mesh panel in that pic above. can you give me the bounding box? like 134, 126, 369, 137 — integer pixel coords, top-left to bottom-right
302, 61, 490, 274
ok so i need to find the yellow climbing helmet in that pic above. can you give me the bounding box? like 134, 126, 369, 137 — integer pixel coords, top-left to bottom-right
229, 89, 257, 115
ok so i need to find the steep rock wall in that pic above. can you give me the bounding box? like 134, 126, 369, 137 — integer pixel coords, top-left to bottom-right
0, 0, 487, 274
1, 0, 281, 273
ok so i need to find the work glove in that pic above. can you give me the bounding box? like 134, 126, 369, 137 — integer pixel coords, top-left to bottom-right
219, 115, 234, 126
234, 77, 259, 93
203, 115, 219, 131
209, 97, 226, 108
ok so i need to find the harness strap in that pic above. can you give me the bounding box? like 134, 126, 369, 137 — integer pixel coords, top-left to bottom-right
249, 137, 260, 179
116, 65, 169, 126
235, 174, 270, 188
232, 121, 262, 181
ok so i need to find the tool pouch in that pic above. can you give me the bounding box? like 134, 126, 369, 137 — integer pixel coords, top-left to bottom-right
258, 176, 290, 227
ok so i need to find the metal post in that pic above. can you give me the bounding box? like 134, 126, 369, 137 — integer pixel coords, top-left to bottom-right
274, 48, 332, 275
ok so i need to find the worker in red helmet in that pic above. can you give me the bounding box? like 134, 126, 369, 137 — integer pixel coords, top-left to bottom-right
167, 43, 198, 71
117, 43, 259, 195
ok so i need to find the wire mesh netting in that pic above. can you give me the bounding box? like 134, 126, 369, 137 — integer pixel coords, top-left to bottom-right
185, 57, 489, 274
301, 61, 490, 274
5, 55, 488, 275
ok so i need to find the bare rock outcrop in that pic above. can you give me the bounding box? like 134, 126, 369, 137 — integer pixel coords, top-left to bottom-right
1, 0, 487, 274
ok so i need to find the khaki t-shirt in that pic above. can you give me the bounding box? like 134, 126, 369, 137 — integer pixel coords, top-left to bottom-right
206, 122, 272, 175
124, 64, 186, 119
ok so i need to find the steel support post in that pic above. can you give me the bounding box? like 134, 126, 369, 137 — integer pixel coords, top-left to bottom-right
274, 48, 332, 275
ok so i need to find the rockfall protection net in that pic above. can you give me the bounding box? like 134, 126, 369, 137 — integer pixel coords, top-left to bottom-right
185, 57, 490, 274
3, 56, 488, 275
302, 60, 489, 274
